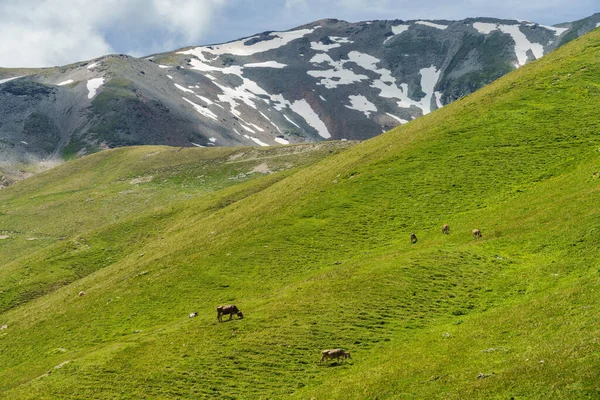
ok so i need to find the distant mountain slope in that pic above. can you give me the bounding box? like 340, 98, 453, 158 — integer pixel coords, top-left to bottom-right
0, 13, 598, 167
0, 22, 600, 400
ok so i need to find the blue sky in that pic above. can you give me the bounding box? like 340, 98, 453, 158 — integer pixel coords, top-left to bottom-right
0, 0, 597, 68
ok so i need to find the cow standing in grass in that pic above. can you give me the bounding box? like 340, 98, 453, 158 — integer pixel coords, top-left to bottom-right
472, 229, 482, 238
320, 349, 351, 363
217, 305, 243, 322
442, 224, 450, 234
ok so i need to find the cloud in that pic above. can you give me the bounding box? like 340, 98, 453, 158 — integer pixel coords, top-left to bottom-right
0, 0, 225, 68
1, 0, 596, 68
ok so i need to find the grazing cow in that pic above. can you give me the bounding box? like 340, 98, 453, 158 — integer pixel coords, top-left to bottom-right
217, 304, 243, 322
189, 312, 198, 318
78, 291, 86, 297
410, 233, 418, 244
472, 229, 482, 238
442, 224, 450, 234
320, 349, 351, 363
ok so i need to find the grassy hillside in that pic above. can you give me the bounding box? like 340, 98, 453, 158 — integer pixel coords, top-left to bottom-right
1, 28, 600, 399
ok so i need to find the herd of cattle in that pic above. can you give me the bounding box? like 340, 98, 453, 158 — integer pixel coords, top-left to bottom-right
76, 223, 483, 363
187, 305, 351, 363
184, 224, 484, 363
410, 224, 482, 244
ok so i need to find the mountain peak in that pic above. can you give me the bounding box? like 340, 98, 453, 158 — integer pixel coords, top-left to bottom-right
0, 13, 597, 168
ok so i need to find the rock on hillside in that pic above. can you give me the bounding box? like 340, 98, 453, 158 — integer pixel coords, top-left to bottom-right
0, 13, 599, 165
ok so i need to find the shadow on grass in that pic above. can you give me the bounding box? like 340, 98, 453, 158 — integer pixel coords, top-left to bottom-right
320, 362, 352, 368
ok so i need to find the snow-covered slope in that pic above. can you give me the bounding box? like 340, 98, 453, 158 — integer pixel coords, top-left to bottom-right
0, 13, 599, 164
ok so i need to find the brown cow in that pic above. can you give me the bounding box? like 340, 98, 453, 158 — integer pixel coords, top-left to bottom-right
410, 233, 418, 244
78, 291, 86, 297
442, 224, 450, 234
217, 304, 243, 322
320, 349, 351, 363
472, 229, 482, 238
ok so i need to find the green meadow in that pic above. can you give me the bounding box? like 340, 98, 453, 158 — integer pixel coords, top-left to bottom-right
1, 28, 600, 399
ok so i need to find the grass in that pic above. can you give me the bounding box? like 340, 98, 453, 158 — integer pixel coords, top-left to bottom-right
0, 29, 600, 399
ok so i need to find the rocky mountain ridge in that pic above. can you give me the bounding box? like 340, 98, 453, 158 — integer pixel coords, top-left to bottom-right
0, 13, 598, 167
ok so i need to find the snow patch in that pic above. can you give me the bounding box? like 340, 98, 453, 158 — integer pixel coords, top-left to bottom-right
180, 27, 317, 58
182, 97, 218, 121
249, 123, 265, 132
331, 37, 353, 44
310, 41, 341, 51
434, 91, 444, 109
289, 99, 331, 139
392, 24, 410, 35
158, 65, 170, 69
473, 22, 498, 34
498, 24, 544, 66
308, 53, 369, 89
243, 134, 269, 146
191, 143, 205, 147
372, 65, 440, 115
167, 75, 173, 80
386, 113, 409, 124
384, 24, 410, 43
259, 111, 283, 134
0, 75, 25, 85
541, 25, 569, 36
347, 51, 394, 83
418, 66, 441, 114
175, 83, 195, 93
239, 123, 256, 133
284, 114, 302, 129
57, 79, 74, 86
309, 37, 352, 51
345, 95, 377, 117
87, 62, 99, 70
473, 23, 544, 66
209, 137, 217, 143
196, 95, 213, 105
416, 21, 448, 30
309, 49, 442, 116
274, 137, 289, 145
244, 61, 287, 68
86, 77, 104, 99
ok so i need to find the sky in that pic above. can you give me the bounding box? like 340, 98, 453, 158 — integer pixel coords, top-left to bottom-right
0, 0, 597, 68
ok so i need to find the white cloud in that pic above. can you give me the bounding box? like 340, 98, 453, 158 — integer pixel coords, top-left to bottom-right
0, 0, 595, 68
0, 0, 225, 68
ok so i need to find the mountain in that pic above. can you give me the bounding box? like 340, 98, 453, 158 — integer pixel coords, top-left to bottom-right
0, 14, 599, 169
1, 24, 600, 399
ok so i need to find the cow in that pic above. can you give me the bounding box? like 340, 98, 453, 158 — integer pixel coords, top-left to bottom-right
217, 304, 243, 322
442, 224, 450, 234
189, 312, 198, 318
78, 291, 86, 297
320, 349, 351, 363
410, 233, 418, 244
472, 229, 482, 238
